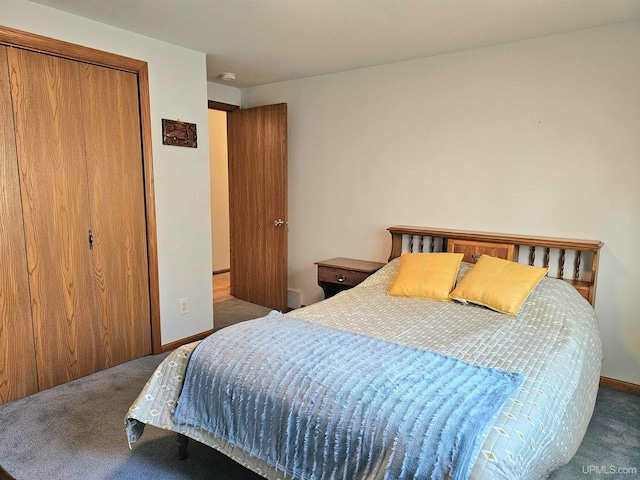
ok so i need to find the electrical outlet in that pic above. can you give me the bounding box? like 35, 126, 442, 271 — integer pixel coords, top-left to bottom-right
179, 297, 189, 314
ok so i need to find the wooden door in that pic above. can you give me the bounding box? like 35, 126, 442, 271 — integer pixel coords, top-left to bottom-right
79, 62, 151, 366
228, 104, 288, 312
8, 48, 102, 390
0, 46, 39, 403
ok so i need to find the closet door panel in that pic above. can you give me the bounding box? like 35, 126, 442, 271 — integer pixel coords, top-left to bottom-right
0, 46, 38, 404
80, 63, 151, 365
8, 48, 102, 390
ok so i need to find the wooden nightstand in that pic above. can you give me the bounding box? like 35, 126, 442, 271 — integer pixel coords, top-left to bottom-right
315, 257, 386, 299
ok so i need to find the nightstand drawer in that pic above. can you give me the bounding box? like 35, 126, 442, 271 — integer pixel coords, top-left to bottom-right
317, 266, 370, 287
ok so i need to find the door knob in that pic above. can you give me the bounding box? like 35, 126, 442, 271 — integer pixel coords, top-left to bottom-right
274, 219, 287, 227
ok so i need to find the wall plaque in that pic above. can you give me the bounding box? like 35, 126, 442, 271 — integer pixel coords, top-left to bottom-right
162, 119, 197, 148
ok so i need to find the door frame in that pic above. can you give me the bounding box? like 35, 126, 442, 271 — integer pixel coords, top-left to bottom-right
208, 100, 239, 298
208, 100, 240, 112
208, 100, 289, 311
0, 26, 162, 353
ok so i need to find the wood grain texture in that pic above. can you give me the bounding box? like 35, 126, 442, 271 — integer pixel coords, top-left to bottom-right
80, 63, 151, 366
213, 272, 233, 303
0, 46, 39, 404
0, 27, 160, 399
228, 104, 288, 312
0, 25, 146, 73
389, 226, 604, 252
446, 239, 516, 263
162, 119, 197, 147
8, 48, 100, 390
315, 257, 386, 273
315, 258, 385, 299
1, 24, 161, 356
208, 100, 240, 112
317, 267, 370, 287
136, 64, 162, 354
599, 376, 640, 396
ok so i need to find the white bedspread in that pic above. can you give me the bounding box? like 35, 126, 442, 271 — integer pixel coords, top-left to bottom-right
126, 259, 602, 479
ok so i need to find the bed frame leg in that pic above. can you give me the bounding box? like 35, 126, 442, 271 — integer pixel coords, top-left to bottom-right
177, 433, 189, 459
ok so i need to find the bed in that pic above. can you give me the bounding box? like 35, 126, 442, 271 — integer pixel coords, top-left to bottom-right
126, 226, 604, 479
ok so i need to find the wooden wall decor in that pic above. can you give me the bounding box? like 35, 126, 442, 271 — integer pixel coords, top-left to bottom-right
162, 119, 197, 147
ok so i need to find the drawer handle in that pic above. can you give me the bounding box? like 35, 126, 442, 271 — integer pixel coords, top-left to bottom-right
336, 274, 346, 282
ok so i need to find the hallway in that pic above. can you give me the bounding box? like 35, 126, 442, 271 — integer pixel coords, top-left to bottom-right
213, 271, 232, 303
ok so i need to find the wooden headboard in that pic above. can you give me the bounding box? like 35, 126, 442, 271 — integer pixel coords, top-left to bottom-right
388, 226, 604, 306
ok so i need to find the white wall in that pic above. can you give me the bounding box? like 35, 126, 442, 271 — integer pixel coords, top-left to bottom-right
242, 22, 640, 384
208, 82, 241, 106
3, 0, 214, 345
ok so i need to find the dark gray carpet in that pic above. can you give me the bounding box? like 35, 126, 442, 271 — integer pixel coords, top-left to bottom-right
0, 297, 638, 480
0, 298, 272, 480
0, 351, 263, 480
548, 386, 640, 479
213, 298, 273, 330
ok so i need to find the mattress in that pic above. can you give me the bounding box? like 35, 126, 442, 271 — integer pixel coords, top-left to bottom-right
126, 259, 602, 479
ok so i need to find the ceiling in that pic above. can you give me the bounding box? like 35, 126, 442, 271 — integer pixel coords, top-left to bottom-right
29, 0, 640, 88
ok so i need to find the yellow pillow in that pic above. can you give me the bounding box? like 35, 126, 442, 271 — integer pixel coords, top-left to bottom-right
449, 255, 548, 315
388, 253, 464, 302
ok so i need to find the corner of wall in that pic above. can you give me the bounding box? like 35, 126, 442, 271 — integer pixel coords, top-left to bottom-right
207, 81, 241, 106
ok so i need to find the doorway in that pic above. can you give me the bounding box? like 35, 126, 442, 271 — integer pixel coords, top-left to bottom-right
208, 101, 238, 304
208, 101, 289, 313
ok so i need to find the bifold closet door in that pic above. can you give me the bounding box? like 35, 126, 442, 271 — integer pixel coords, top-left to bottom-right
8, 47, 101, 390
79, 62, 151, 366
8, 48, 152, 390
0, 46, 38, 403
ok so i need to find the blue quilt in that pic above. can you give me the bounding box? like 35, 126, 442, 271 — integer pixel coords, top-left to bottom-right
174, 313, 523, 480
